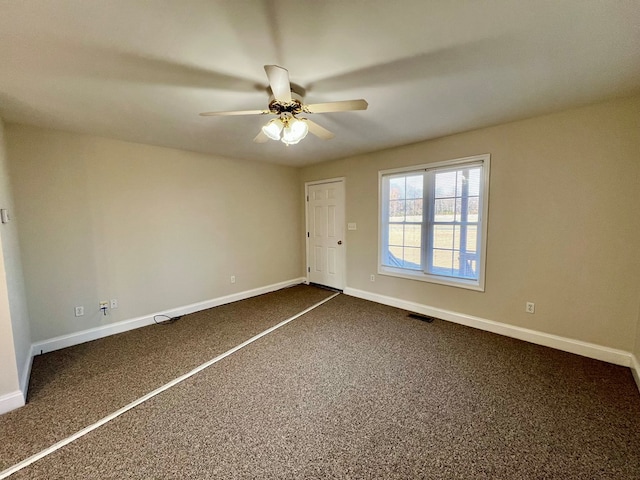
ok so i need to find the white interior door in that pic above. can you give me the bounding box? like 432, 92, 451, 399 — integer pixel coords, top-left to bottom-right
306, 180, 345, 290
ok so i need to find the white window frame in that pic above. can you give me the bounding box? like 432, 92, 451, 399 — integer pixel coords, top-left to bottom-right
378, 154, 490, 291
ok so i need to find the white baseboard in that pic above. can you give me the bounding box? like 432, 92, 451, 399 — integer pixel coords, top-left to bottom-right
32, 278, 305, 356
631, 354, 640, 394
0, 351, 33, 415
20, 349, 34, 402
344, 287, 632, 368
0, 390, 25, 415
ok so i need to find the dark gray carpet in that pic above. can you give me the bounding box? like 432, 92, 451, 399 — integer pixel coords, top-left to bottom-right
0, 284, 334, 471
4, 289, 640, 478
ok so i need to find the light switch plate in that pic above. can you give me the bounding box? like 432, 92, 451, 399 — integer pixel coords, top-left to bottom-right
347, 222, 357, 230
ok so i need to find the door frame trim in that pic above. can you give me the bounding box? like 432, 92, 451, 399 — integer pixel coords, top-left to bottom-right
304, 177, 346, 290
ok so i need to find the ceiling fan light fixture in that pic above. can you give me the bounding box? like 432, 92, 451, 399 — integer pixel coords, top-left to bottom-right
261, 118, 284, 141
281, 118, 308, 145
201, 65, 367, 146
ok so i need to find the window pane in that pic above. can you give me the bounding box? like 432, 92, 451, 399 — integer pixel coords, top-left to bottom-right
459, 251, 477, 279
389, 246, 403, 261
389, 177, 405, 200
433, 225, 453, 249
468, 168, 481, 196
455, 197, 462, 222
452, 225, 461, 251
467, 196, 479, 222
466, 225, 478, 253
453, 225, 467, 254
434, 198, 455, 222
382, 173, 425, 271
432, 249, 453, 274
404, 247, 421, 267
389, 200, 405, 222
406, 199, 422, 221
406, 175, 423, 199
456, 170, 464, 197
388, 224, 403, 246
435, 171, 456, 198
453, 251, 461, 273
404, 224, 421, 247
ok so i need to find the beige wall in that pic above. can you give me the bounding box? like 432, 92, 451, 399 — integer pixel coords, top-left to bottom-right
634, 301, 640, 389
0, 121, 32, 393
0, 232, 19, 399
635, 301, 640, 361
0, 118, 29, 402
302, 95, 640, 352
6, 125, 303, 342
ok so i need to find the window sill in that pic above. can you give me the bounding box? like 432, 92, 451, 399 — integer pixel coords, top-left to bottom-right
378, 265, 485, 292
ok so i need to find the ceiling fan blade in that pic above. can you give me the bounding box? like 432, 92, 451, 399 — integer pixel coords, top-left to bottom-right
264, 65, 292, 103
304, 99, 368, 114
253, 130, 269, 143
305, 119, 335, 140
200, 109, 269, 116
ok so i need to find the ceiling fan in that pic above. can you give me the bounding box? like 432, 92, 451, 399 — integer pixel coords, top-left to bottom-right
199, 65, 368, 145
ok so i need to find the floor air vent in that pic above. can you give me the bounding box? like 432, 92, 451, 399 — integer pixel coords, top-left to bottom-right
408, 312, 436, 323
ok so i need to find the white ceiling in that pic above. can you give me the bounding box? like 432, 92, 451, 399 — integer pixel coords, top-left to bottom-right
0, 1, 638, 166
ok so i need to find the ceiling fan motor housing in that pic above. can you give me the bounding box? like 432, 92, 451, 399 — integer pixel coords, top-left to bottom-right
268, 91, 305, 116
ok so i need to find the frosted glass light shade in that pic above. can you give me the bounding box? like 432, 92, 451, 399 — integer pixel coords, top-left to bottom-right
281, 118, 308, 145
262, 119, 284, 140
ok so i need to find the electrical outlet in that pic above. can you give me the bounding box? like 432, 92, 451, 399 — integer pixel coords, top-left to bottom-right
99, 301, 109, 309
75, 306, 84, 317
370, 274, 375, 282
231, 275, 236, 284
526, 302, 535, 314
110, 299, 118, 309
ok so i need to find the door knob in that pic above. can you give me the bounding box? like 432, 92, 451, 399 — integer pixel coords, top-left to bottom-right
337, 240, 342, 245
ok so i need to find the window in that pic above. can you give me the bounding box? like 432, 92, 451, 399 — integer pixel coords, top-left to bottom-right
379, 154, 490, 291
